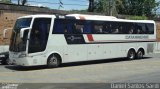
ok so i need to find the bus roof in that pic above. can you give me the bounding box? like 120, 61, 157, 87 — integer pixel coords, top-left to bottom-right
17, 14, 155, 24
66, 14, 155, 24
66, 14, 118, 20
18, 14, 55, 19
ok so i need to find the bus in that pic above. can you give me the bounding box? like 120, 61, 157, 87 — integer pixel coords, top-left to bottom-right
9, 14, 156, 67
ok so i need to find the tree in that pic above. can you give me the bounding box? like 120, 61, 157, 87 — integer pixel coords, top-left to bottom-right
94, 0, 110, 14
116, 0, 159, 16
0, 0, 11, 4
18, 0, 27, 5
91, 0, 159, 17
88, 0, 94, 12
94, 0, 122, 15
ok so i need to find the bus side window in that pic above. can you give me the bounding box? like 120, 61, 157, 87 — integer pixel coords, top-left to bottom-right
136, 24, 142, 34
145, 23, 154, 34
84, 21, 92, 34
102, 22, 114, 34
53, 19, 64, 34
111, 22, 119, 34
118, 25, 123, 34
103, 24, 110, 34
93, 23, 103, 34
73, 22, 84, 34
128, 24, 135, 34
66, 20, 74, 34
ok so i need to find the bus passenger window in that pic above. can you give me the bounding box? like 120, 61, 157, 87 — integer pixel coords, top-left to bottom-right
83, 21, 92, 34
136, 25, 142, 34
112, 28, 119, 34
53, 19, 64, 34
112, 24, 119, 34
103, 25, 110, 33
64, 26, 68, 33
128, 26, 134, 34
146, 24, 154, 34
73, 23, 84, 34
118, 26, 123, 34
94, 25, 103, 34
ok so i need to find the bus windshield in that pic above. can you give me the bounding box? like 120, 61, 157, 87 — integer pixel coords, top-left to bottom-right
9, 18, 32, 52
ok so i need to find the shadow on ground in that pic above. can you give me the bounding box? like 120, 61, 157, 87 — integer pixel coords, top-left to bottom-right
4, 57, 152, 71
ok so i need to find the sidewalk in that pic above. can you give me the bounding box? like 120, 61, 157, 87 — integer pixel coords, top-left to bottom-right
155, 42, 160, 53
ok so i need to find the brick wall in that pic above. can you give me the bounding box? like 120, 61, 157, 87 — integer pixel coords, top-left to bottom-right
156, 21, 160, 42
0, 3, 67, 45
0, 10, 30, 45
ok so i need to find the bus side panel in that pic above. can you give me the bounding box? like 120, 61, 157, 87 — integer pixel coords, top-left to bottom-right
64, 45, 87, 63
87, 43, 124, 61
43, 35, 66, 64
46, 34, 88, 63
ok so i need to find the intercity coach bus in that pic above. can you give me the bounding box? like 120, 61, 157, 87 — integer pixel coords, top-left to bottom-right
9, 14, 156, 67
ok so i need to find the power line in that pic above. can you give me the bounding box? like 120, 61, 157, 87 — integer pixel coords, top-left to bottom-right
68, 0, 88, 3
12, 0, 88, 6
58, 0, 63, 10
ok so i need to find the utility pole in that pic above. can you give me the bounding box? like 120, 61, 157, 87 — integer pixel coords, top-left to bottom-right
109, 0, 113, 16
18, 0, 20, 5
58, 0, 63, 10
88, 0, 94, 12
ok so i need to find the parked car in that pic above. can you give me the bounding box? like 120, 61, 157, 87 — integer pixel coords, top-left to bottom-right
0, 51, 10, 65
0, 45, 10, 65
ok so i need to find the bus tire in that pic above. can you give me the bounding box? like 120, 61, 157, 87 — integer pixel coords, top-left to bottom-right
1, 58, 6, 65
47, 54, 60, 68
5, 58, 11, 65
1, 58, 11, 65
136, 49, 144, 59
127, 49, 136, 60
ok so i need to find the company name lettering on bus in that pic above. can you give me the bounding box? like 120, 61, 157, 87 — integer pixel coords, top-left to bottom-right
125, 35, 149, 39
67, 36, 82, 41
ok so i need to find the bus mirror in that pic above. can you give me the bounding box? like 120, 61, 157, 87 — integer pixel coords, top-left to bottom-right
20, 28, 30, 38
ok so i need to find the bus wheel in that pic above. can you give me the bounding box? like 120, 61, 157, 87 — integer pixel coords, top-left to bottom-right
1, 58, 11, 65
5, 58, 12, 65
136, 50, 144, 59
47, 54, 60, 68
127, 49, 136, 60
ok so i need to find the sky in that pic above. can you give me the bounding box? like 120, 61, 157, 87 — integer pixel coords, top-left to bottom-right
11, 0, 160, 13
12, 0, 89, 10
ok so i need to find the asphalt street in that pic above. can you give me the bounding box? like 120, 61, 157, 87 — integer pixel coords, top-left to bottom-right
0, 53, 160, 89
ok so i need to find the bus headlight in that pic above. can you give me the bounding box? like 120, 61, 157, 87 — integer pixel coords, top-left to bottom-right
19, 54, 27, 58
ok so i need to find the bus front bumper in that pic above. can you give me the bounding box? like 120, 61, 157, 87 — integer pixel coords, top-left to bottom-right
10, 57, 30, 66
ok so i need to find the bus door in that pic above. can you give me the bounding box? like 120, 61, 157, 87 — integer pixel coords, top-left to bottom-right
28, 18, 51, 54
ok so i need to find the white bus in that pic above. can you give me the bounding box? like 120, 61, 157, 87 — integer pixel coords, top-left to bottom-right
9, 14, 156, 67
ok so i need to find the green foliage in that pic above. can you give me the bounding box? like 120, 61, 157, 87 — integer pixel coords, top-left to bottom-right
0, 0, 11, 4
126, 16, 148, 20
92, 0, 159, 17
94, 0, 110, 15
94, 0, 123, 15
116, 0, 159, 17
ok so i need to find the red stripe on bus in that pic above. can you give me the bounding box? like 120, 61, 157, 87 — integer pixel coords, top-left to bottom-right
87, 34, 94, 41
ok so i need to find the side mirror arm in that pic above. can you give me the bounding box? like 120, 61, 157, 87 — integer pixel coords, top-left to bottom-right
20, 27, 30, 38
